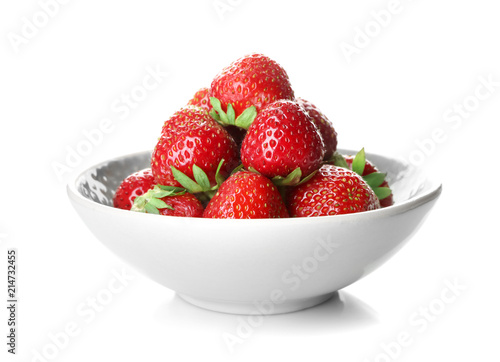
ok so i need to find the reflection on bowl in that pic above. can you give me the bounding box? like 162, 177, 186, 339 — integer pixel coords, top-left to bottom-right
67, 149, 441, 315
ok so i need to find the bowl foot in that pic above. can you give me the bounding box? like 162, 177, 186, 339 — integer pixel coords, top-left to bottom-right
177, 292, 337, 315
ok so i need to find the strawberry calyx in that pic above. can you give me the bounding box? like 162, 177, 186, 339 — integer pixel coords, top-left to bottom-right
209, 97, 257, 130
244, 166, 319, 203
271, 167, 319, 187
170, 159, 226, 201
271, 167, 302, 187
245, 166, 319, 188
271, 167, 319, 202
332, 148, 392, 201
131, 185, 186, 214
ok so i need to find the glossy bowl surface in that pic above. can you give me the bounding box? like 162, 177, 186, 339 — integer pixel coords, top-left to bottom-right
67, 149, 441, 314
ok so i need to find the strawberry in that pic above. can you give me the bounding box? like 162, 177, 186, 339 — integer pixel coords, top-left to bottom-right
210, 53, 294, 118
113, 168, 155, 210
151, 106, 239, 188
287, 164, 380, 217
297, 98, 338, 160
203, 171, 289, 219
240, 100, 325, 181
187, 87, 212, 112
342, 150, 394, 208
131, 185, 204, 217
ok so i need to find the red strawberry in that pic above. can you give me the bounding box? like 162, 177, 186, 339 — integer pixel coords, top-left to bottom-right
113, 168, 155, 210
151, 106, 239, 188
344, 154, 394, 208
240, 100, 325, 180
210, 53, 294, 117
187, 87, 212, 112
155, 193, 204, 217
203, 171, 289, 219
131, 185, 204, 217
297, 98, 338, 160
287, 164, 380, 217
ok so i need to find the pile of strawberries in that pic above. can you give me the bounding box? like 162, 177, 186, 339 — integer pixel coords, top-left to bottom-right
113, 53, 393, 218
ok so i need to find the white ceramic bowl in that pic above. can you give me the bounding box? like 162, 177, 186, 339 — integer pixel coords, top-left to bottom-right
67, 149, 441, 315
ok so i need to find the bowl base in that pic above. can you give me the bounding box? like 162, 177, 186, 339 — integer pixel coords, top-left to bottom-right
177, 292, 337, 315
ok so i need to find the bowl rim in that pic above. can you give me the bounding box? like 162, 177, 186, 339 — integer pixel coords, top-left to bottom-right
66, 149, 442, 225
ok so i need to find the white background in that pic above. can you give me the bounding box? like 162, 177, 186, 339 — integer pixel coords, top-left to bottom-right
1, 0, 499, 361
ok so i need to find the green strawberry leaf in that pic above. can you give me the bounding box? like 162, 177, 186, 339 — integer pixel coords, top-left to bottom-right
352, 148, 366, 175
157, 185, 186, 193
331, 152, 349, 169
363, 172, 387, 189
171, 166, 203, 193
226, 103, 236, 126
192, 164, 211, 191
372, 186, 392, 200
210, 97, 233, 126
234, 105, 257, 130
297, 169, 318, 186
209, 109, 221, 122
171, 163, 228, 201
248, 166, 261, 175
272, 167, 302, 187
144, 203, 160, 214
151, 190, 172, 199
147, 197, 169, 210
